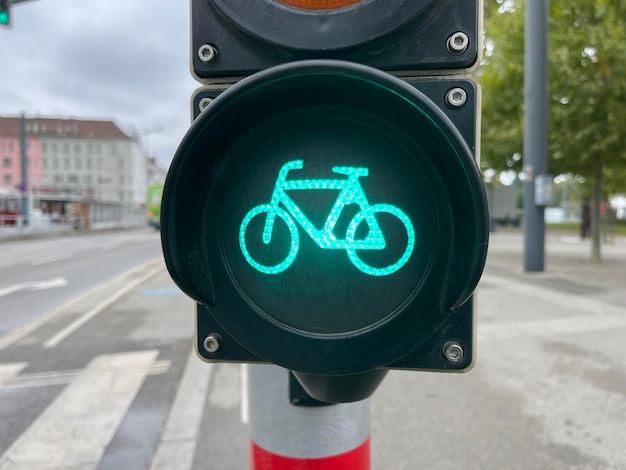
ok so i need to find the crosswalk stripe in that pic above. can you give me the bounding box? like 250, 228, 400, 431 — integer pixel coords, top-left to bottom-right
0, 363, 28, 383
149, 347, 213, 470
0, 350, 159, 470
0, 360, 171, 388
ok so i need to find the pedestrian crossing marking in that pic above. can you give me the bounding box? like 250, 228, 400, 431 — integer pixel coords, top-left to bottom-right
0, 350, 160, 470
0, 360, 170, 389
0, 362, 28, 384
149, 347, 213, 470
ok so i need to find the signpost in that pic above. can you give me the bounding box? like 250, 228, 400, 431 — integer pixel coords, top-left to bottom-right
161, 1, 488, 468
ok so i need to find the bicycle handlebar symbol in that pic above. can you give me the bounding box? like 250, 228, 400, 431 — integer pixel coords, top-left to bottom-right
239, 160, 415, 276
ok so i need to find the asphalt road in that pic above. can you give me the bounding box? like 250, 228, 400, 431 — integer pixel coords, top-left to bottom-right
0, 228, 624, 469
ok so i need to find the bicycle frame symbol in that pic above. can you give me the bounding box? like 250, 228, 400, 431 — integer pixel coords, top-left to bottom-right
239, 160, 415, 276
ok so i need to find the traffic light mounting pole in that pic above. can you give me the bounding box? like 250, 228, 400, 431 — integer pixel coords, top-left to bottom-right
248, 366, 371, 469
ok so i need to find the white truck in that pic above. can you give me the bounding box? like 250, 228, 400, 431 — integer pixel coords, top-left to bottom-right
485, 185, 521, 227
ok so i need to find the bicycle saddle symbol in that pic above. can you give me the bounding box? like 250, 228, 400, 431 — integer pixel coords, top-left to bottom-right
239, 160, 415, 276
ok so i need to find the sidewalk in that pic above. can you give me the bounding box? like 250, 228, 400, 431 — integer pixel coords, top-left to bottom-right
485, 229, 626, 308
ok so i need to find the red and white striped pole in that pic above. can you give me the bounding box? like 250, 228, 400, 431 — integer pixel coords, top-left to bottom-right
248, 365, 370, 469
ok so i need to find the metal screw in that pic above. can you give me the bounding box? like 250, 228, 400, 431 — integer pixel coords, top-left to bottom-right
446, 87, 467, 108
198, 44, 218, 65
447, 32, 469, 55
442, 341, 464, 363
199, 97, 214, 113
203, 333, 222, 354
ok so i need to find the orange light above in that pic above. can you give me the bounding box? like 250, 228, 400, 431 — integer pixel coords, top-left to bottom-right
277, 0, 363, 10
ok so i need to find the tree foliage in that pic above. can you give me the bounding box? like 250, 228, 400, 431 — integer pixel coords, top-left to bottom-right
481, 0, 626, 185
481, 0, 626, 260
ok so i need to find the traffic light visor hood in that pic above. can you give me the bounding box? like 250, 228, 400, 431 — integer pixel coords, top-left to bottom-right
161, 60, 488, 375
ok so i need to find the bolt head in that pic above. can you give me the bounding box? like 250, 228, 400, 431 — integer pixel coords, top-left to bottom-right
443, 341, 464, 363
203, 333, 222, 354
198, 44, 218, 65
446, 88, 467, 108
447, 32, 470, 54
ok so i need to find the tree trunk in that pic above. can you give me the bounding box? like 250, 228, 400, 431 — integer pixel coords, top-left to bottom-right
591, 154, 603, 262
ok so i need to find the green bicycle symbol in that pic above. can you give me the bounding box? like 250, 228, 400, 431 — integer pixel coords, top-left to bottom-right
239, 160, 415, 276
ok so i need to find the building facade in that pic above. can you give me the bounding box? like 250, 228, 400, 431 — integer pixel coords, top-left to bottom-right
0, 115, 158, 227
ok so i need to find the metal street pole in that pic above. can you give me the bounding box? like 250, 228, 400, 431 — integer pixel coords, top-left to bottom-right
523, 0, 549, 272
19, 113, 29, 225
248, 365, 371, 469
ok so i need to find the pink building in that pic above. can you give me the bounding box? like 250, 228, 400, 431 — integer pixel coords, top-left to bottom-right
0, 118, 43, 192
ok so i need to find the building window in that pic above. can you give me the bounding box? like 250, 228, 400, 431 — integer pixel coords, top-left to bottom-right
52, 143, 58, 154
63, 143, 70, 154
55, 175, 63, 184
53, 157, 59, 170
83, 175, 91, 184
43, 158, 48, 170
86, 159, 92, 170
75, 158, 82, 169
8, 143, 13, 152
43, 143, 48, 152
64, 158, 70, 170
74, 143, 81, 154
95, 144, 101, 155
2, 157, 10, 168
3, 174, 11, 184
68, 175, 78, 184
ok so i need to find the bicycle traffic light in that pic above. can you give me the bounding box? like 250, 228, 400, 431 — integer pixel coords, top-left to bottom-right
161, 2, 488, 403
0, 0, 11, 28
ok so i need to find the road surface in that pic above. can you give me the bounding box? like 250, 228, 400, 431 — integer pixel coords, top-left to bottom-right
0, 229, 624, 469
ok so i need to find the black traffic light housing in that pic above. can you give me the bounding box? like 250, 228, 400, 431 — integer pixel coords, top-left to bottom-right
161, 61, 488, 403
163, 0, 487, 403
192, 0, 479, 83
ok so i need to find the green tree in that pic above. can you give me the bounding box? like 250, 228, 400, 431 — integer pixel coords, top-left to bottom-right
481, 0, 626, 261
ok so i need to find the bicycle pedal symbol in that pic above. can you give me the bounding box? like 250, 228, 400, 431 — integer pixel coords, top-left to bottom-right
239, 160, 415, 276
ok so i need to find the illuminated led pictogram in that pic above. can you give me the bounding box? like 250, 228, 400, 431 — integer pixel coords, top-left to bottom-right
239, 160, 415, 276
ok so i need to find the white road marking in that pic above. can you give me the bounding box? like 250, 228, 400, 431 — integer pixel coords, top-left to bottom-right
150, 348, 213, 470
241, 364, 249, 424
0, 277, 67, 299
1, 360, 171, 389
101, 243, 121, 251
30, 252, 74, 266
43, 264, 162, 348
0, 284, 25, 299
0, 350, 159, 470
0, 258, 162, 350
0, 363, 28, 384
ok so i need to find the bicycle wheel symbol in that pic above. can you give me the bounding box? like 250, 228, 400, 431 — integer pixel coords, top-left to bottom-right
239, 204, 300, 274
346, 204, 415, 276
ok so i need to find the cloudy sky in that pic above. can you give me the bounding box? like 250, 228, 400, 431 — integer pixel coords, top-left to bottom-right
0, 0, 198, 167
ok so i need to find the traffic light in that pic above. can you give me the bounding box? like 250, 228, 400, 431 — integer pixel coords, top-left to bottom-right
191, 0, 479, 83
0, 0, 11, 28
161, 2, 488, 403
